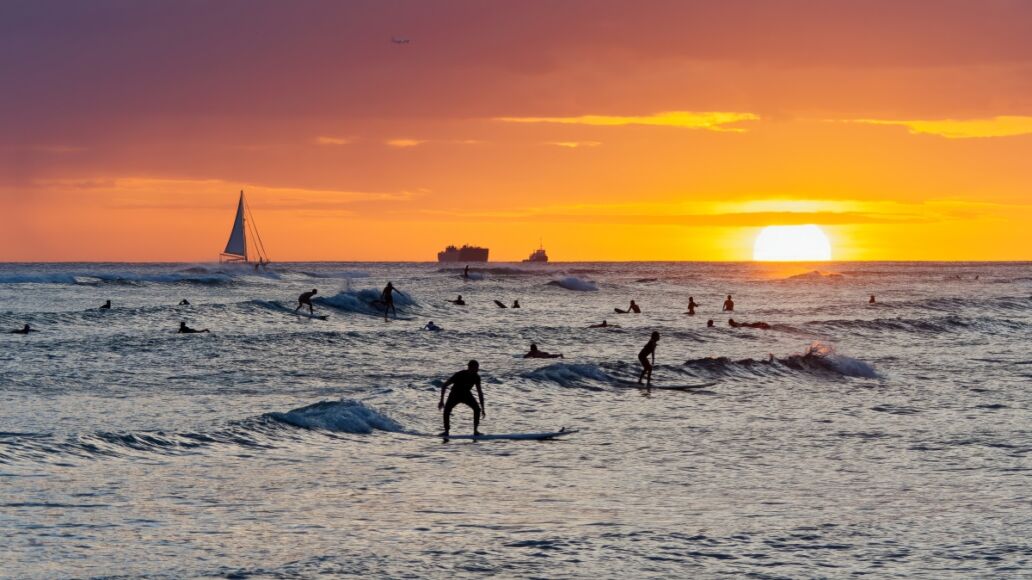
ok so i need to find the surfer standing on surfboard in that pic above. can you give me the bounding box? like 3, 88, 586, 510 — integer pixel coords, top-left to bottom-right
381, 282, 400, 321
438, 360, 485, 437
638, 331, 660, 386
295, 289, 318, 315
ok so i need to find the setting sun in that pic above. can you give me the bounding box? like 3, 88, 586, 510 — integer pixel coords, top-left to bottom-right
753, 225, 832, 261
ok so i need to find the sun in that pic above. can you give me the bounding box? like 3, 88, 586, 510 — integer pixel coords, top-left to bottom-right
753, 225, 832, 261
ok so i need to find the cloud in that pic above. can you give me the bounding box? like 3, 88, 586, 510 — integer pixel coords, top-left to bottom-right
845, 116, 1032, 138
496, 111, 760, 131
33, 177, 415, 211
385, 138, 426, 148
314, 136, 353, 145
546, 141, 602, 148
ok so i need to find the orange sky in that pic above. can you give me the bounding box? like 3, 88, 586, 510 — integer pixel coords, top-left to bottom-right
1, 0, 1031, 261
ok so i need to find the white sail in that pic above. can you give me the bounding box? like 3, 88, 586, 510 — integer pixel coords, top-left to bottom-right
223, 192, 247, 259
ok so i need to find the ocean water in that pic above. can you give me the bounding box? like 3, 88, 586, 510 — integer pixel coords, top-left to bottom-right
1, 261, 1029, 578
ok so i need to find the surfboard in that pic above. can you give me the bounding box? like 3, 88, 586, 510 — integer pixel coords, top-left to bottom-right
269, 302, 328, 320
614, 308, 626, 314
440, 428, 577, 441
615, 379, 717, 391
494, 300, 508, 308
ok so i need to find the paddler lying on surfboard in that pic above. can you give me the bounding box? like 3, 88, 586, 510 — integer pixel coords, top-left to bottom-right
438, 360, 485, 437
638, 331, 660, 386
178, 321, 210, 334
295, 289, 318, 315
589, 320, 620, 328
524, 343, 563, 359
728, 318, 771, 330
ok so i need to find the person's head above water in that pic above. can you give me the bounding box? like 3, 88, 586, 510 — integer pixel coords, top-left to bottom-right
467, 359, 479, 371
707, 319, 714, 327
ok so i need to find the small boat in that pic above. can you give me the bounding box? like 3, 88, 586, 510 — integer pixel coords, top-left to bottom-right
220, 191, 271, 265
523, 243, 549, 263
437, 245, 489, 262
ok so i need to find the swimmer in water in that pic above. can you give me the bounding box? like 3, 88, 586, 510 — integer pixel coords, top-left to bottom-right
438, 360, 485, 437
685, 296, 699, 315
450, 295, 466, 306
869, 295, 876, 304
295, 289, 318, 315
589, 320, 620, 328
722, 295, 734, 312
707, 319, 715, 328
524, 343, 563, 359
178, 322, 210, 334
423, 321, 442, 331
179, 299, 191, 306
511, 300, 520, 308
99, 300, 111, 310
10, 324, 36, 334
637, 331, 660, 386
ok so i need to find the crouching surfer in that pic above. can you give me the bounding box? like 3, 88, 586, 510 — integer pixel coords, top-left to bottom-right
10, 324, 36, 334
295, 288, 318, 315
438, 360, 485, 438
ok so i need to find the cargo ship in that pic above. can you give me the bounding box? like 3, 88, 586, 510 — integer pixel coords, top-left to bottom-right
437, 245, 489, 262
523, 244, 549, 263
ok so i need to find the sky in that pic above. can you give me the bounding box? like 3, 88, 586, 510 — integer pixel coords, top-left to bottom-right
1, 0, 1031, 262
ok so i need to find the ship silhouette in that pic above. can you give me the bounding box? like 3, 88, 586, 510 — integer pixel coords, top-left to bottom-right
437, 245, 489, 262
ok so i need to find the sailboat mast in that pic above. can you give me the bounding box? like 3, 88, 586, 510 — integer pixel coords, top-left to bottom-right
241, 190, 249, 263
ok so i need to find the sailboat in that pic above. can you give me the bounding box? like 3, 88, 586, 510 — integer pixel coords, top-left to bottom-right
219, 190, 271, 265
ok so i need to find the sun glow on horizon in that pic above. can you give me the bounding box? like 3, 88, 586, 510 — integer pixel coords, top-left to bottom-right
753, 225, 832, 261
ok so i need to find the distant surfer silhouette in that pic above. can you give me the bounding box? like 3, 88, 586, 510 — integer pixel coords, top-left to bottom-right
616, 300, 640, 314
589, 320, 619, 328
638, 331, 660, 386
463, 265, 470, 280
179, 299, 191, 306
493, 300, 508, 308
728, 318, 770, 330
438, 360, 485, 437
707, 319, 715, 327
178, 322, 209, 334
722, 295, 734, 312
511, 300, 520, 308
686, 296, 698, 315
524, 343, 563, 359
99, 300, 111, 310
423, 321, 442, 331
10, 324, 36, 334
295, 289, 318, 315
381, 282, 399, 320
869, 295, 876, 304
450, 295, 465, 305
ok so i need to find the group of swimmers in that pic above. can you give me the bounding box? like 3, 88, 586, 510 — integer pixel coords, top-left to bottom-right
7, 299, 208, 335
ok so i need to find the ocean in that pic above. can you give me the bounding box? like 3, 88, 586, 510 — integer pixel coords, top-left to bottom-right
1, 261, 1029, 578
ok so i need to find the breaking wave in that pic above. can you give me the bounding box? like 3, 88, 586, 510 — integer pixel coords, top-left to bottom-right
547, 276, 598, 291
522, 363, 610, 389
683, 343, 880, 380
317, 288, 419, 317
266, 399, 403, 434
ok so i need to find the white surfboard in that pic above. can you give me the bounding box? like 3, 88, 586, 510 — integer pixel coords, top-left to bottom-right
615, 380, 717, 391
439, 428, 577, 441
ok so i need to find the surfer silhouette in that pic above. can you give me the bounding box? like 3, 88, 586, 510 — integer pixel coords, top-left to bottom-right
178, 322, 209, 334
295, 289, 318, 315
438, 360, 485, 437
423, 321, 442, 331
589, 320, 619, 328
686, 296, 698, 315
869, 295, 876, 304
179, 299, 191, 306
524, 343, 563, 359
722, 295, 734, 312
10, 324, 36, 334
99, 300, 111, 310
381, 282, 399, 320
638, 331, 660, 386
628, 300, 641, 313
450, 295, 465, 305
463, 265, 470, 280
707, 319, 715, 327
512, 300, 520, 308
